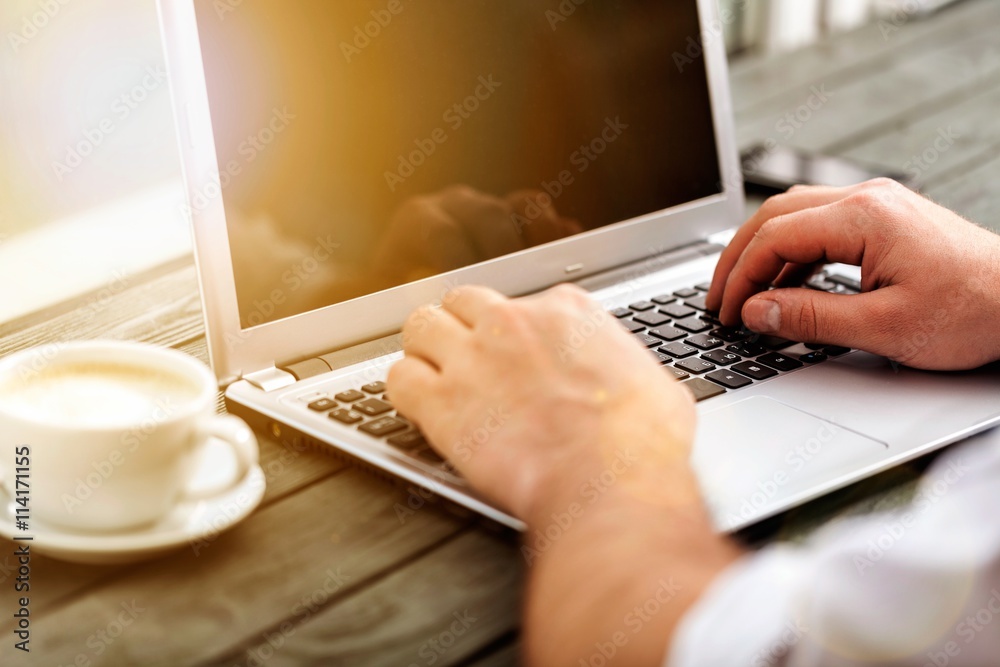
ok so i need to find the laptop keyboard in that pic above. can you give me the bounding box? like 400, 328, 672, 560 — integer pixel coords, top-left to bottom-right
294, 270, 858, 482
618, 272, 857, 402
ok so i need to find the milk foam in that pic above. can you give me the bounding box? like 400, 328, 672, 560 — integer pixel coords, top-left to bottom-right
0, 362, 201, 429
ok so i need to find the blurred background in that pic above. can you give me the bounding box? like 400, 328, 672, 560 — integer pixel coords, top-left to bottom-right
0, 0, 959, 323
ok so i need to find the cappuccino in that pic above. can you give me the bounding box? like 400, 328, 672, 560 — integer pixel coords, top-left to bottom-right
0, 361, 200, 429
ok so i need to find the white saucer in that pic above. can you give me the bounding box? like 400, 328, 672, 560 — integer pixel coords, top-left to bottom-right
0, 439, 266, 565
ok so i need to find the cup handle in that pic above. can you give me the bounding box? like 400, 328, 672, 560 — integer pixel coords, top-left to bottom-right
182, 414, 259, 501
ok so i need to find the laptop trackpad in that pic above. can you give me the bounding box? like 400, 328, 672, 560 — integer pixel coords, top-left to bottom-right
691, 396, 887, 531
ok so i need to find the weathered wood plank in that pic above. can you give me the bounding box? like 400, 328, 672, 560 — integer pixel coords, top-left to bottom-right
729, 0, 996, 114
466, 641, 521, 667
733, 27, 1000, 153
926, 151, 1000, 231
200, 529, 522, 667
5, 469, 467, 667
838, 79, 1000, 188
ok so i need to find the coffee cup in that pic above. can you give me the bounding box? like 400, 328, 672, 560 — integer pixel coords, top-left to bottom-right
0, 341, 258, 533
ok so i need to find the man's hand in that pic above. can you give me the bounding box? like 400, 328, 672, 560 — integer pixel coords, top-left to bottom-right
707, 179, 1000, 370
389, 284, 698, 523
389, 284, 740, 666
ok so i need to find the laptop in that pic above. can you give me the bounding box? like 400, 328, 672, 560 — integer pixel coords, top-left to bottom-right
157, 0, 1000, 532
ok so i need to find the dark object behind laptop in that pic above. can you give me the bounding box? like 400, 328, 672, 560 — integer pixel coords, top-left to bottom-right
741, 143, 915, 196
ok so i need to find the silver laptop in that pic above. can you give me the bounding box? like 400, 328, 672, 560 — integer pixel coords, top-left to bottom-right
158, 0, 1000, 532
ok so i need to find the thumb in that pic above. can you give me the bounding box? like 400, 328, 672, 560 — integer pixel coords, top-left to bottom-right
742, 288, 893, 350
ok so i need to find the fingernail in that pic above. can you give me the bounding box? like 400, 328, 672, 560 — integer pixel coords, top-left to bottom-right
744, 299, 781, 334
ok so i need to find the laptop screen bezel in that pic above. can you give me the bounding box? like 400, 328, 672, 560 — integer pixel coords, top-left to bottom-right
157, 0, 744, 385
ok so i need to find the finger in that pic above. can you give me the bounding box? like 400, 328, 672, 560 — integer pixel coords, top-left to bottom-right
439, 185, 525, 260
441, 285, 509, 328
707, 183, 867, 311
741, 288, 903, 354
719, 199, 867, 325
387, 356, 442, 430
400, 304, 471, 369
773, 262, 821, 288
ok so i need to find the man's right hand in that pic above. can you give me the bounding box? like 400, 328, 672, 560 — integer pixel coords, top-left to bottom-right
706, 179, 1000, 370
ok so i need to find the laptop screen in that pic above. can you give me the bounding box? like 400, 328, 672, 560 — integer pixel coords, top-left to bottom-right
192, 1, 722, 328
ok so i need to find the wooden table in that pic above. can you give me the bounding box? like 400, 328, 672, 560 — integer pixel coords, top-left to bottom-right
3, 2, 999, 664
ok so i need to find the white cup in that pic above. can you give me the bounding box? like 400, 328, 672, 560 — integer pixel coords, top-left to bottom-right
0, 341, 258, 533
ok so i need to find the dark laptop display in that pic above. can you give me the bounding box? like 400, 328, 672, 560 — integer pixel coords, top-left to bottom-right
192, 0, 721, 327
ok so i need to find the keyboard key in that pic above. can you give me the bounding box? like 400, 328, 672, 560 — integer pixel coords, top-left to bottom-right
757, 352, 803, 372
824, 346, 850, 356
621, 320, 646, 334
755, 335, 794, 350
652, 351, 673, 365
675, 316, 712, 333
649, 325, 687, 342
707, 370, 753, 390
661, 342, 698, 359
634, 311, 672, 327
354, 397, 394, 416
629, 301, 656, 311
828, 274, 861, 292
359, 416, 409, 437
702, 350, 741, 366
710, 327, 748, 343
330, 408, 365, 425
307, 398, 337, 412
634, 333, 663, 348
684, 294, 710, 311
731, 361, 778, 381
659, 302, 696, 319
362, 381, 387, 394
651, 294, 677, 305
387, 430, 428, 450
805, 343, 826, 350
807, 277, 837, 292
800, 351, 828, 364
334, 389, 366, 403
610, 307, 633, 318
727, 342, 766, 357
687, 334, 724, 351
665, 367, 690, 381
415, 446, 446, 465
674, 287, 700, 298
695, 282, 712, 292
676, 358, 716, 375
684, 377, 726, 401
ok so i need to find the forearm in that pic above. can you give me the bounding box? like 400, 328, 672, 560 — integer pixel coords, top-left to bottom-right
522, 479, 743, 667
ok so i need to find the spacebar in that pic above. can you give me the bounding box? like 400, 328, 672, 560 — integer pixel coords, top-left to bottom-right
683, 377, 727, 402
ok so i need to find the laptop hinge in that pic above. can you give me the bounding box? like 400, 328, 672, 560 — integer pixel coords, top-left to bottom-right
244, 366, 298, 392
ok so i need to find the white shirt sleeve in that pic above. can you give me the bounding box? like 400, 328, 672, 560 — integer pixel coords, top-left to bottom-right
668, 427, 1000, 667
